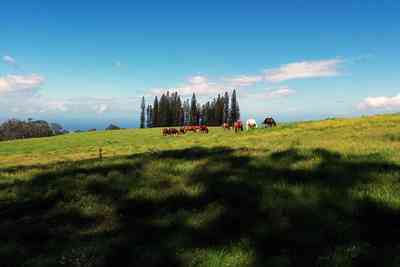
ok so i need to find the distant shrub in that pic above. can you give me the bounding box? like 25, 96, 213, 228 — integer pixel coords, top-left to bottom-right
105, 124, 121, 131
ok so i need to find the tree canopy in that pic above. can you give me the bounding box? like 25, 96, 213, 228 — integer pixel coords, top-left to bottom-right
142, 90, 240, 127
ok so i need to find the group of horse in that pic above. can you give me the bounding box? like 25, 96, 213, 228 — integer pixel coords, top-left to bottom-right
162, 125, 209, 136
162, 117, 276, 136
223, 117, 277, 132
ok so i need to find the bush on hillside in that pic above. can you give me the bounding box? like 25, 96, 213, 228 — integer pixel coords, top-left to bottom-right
0, 119, 67, 141
105, 124, 121, 131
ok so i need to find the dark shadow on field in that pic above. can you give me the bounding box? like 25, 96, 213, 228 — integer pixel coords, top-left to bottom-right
1, 147, 400, 266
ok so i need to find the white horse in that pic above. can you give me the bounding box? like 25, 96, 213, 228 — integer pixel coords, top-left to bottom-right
246, 119, 258, 130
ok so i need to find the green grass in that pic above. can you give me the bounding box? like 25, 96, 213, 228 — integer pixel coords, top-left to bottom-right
1, 114, 400, 266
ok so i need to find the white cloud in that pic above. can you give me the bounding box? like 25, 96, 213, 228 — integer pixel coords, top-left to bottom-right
188, 75, 207, 84
265, 59, 343, 82
43, 100, 69, 112
264, 87, 296, 98
151, 75, 230, 96
1, 95, 68, 115
245, 86, 296, 100
225, 75, 263, 87
2, 55, 16, 65
0, 95, 141, 117
94, 104, 109, 114
240, 87, 298, 118
11, 107, 20, 113
148, 58, 343, 97
0, 62, 134, 118
357, 93, 400, 110
0, 74, 45, 94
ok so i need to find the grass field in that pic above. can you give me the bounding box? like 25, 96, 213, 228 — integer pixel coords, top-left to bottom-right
1, 114, 400, 266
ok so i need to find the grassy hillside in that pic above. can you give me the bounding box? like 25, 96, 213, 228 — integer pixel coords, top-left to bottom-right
1, 114, 400, 266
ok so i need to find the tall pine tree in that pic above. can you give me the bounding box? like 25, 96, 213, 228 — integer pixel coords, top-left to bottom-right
176, 96, 182, 126
146, 104, 152, 128
190, 93, 198, 125
152, 96, 159, 127
140, 96, 145, 128
196, 103, 201, 125
229, 90, 240, 124
216, 94, 224, 125
236, 93, 240, 121
159, 94, 168, 127
223, 92, 229, 124
149, 106, 153, 127
165, 91, 173, 126
183, 99, 190, 125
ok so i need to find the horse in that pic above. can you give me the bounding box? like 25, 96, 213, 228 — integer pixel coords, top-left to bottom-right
233, 120, 243, 133
222, 123, 231, 130
170, 128, 179, 135
199, 125, 209, 134
246, 119, 258, 130
162, 128, 179, 136
162, 128, 170, 136
263, 117, 277, 128
184, 125, 198, 133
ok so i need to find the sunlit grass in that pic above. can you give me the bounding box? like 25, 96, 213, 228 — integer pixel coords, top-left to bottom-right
1, 113, 400, 266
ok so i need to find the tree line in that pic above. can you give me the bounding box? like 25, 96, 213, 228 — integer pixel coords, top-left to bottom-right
140, 89, 240, 128
0, 119, 68, 142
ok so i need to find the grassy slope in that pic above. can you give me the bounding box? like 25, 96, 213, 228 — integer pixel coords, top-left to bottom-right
1, 114, 400, 266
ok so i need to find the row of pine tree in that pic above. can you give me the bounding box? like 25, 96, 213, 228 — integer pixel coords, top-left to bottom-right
140, 90, 240, 128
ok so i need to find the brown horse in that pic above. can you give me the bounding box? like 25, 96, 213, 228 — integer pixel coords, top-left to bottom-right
162, 128, 169, 136
233, 120, 243, 133
162, 128, 179, 136
170, 128, 179, 135
263, 117, 277, 128
184, 125, 199, 132
222, 123, 231, 130
199, 125, 209, 133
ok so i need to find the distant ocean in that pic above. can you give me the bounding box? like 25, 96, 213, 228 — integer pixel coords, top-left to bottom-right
1, 112, 366, 132
0, 116, 139, 132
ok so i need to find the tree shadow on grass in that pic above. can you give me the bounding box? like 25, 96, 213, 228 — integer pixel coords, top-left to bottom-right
1, 147, 400, 266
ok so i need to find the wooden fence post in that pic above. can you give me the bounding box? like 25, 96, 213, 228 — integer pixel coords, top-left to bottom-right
99, 148, 103, 160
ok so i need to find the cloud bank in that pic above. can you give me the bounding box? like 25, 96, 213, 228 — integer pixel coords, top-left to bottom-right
1, 94, 141, 117
264, 59, 343, 82
150, 58, 343, 98
0, 74, 45, 94
262, 87, 296, 98
358, 93, 400, 110
1, 57, 347, 124
151, 75, 231, 96
225, 75, 263, 87
244, 86, 296, 100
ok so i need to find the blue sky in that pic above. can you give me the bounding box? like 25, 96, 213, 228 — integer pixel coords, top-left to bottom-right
1, 0, 399, 129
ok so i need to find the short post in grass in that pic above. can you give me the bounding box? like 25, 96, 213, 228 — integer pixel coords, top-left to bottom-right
99, 148, 103, 160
